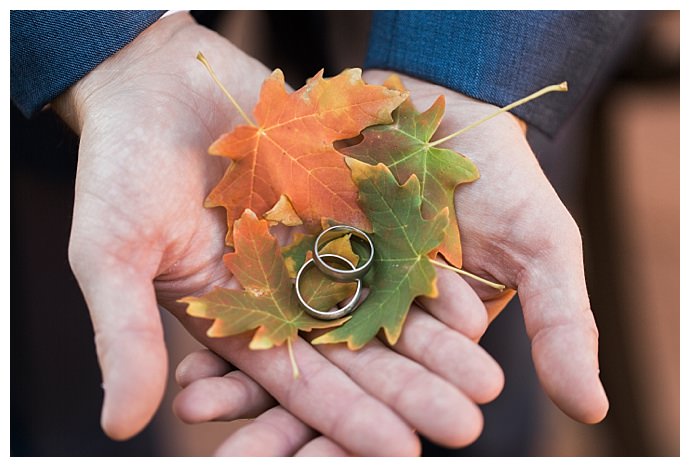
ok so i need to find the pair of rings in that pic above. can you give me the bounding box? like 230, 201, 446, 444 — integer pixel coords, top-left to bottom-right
295, 225, 374, 320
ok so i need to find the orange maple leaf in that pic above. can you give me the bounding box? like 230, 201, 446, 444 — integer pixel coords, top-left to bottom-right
206, 68, 406, 244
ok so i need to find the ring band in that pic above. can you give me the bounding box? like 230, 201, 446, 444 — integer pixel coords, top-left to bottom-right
313, 225, 374, 283
295, 253, 362, 320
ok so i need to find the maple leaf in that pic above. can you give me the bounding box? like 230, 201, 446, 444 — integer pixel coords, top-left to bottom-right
312, 159, 449, 349
340, 75, 478, 268
282, 232, 318, 279
206, 68, 407, 244
179, 209, 347, 376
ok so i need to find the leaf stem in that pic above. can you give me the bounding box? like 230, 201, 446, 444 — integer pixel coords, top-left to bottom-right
428, 82, 568, 147
196, 51, 256, 127
429, 259, 506, 291
287, 339, 300, 379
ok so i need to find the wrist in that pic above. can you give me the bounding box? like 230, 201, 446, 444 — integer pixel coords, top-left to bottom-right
52, 12, 198, 133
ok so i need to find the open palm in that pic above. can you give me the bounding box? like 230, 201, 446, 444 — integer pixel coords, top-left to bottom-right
56, 13, 268, 439
55, 14, 503, 455
362, 70, 609, 423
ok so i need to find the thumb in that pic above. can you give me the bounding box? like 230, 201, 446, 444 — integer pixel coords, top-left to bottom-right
518, 226, 609, 424
71, 252, 168, 440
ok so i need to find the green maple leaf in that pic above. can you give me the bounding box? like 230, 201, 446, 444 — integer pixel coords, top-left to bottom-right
282, 232, 317, 279
179, 209, 347, 376
340, 75, 478, 268
311, 158, 449, 349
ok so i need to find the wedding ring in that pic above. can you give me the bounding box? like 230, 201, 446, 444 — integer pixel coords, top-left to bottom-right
313, 225, 374, 283
295, 253, 362, 320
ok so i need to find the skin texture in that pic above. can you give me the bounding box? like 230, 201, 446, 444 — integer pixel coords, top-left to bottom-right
52, 13, 504, 455
172, 70, 610, 456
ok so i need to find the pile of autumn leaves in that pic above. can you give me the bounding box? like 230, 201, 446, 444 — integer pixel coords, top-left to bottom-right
181, 68, 479, 375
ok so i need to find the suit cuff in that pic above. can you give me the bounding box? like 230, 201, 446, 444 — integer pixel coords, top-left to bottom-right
365, 11, 634, 136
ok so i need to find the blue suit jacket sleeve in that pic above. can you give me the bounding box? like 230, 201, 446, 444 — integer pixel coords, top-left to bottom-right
366, 11, 635, 136
11, 10, 165, 117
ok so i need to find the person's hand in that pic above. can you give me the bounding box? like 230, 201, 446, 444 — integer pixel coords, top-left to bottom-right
53, 13, 503, 454
51, 12, 269, 441
360, 70, 609, 424
173, 348, 348, 456
173, 265, 503, 456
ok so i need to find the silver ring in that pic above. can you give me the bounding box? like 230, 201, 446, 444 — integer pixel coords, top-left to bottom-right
295, 253, 362, 320
313, 225, 374, 283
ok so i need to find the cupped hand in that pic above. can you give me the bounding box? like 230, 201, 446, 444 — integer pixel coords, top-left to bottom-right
173, 266, 502, 456
361, 70, 608, 424
52, 13, 269, 440
53, 13, 503, 453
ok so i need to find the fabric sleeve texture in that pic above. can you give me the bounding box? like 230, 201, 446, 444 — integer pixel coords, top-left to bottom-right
366, 11, 635, 136
11, 10, 165, 117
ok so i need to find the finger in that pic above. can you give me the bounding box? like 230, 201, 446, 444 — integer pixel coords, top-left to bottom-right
215, 406, 316, 456
175, 348, 234, 388
314, 333, 482, 448
174, 311, 421, 456
174, 348, 276, 422
72, 259, 167, 441
519, 231, 609, 424
174, 369, 276, 423
418, 265, 488, 341
295, 436, 349, 457
393, 306, 504, 405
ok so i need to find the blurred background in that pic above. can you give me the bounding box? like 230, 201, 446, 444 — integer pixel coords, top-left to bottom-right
10, 10, 679, 456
